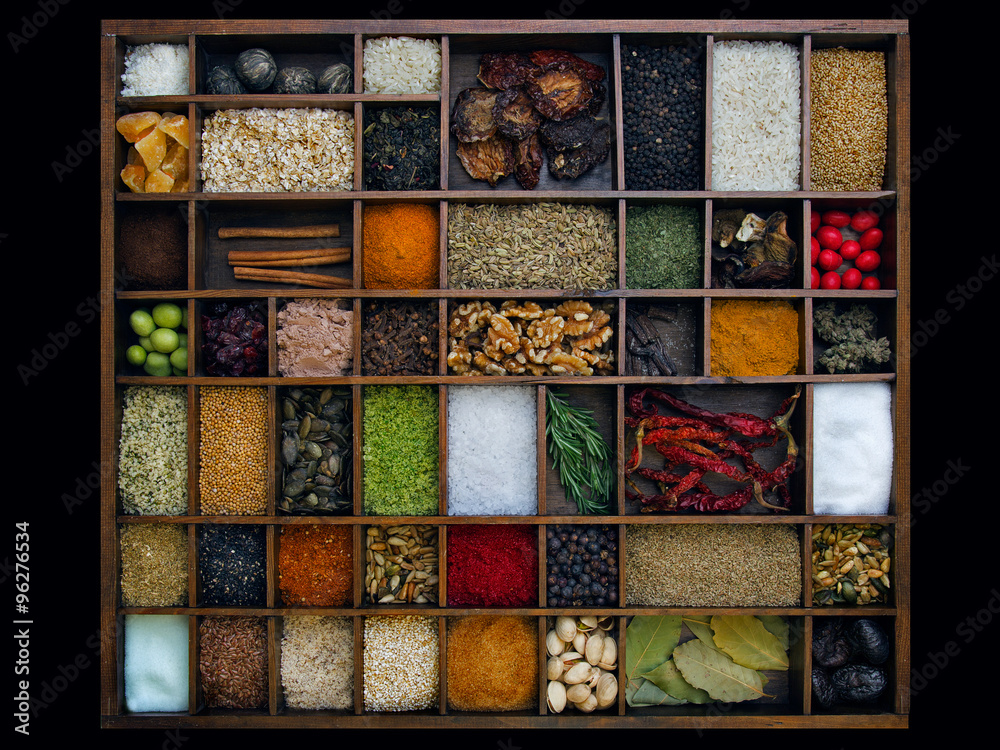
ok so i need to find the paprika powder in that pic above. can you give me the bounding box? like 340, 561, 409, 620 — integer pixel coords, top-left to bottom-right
278, 524, 353, 606
710, 299, 799, 376
362, 203, 440, 289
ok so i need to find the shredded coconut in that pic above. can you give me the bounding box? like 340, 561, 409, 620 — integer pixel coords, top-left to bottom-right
121, 43, 190, 97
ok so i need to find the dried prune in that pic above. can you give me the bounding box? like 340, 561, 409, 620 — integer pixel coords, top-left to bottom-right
812, 619, 853, 669
455, 136, 516, 187
513, 132, 543, 190
846, 618, 891, 665
492, 87, 543, 140
546, 121, 611, 180
811, 668, 837, 708
477, 51, 539, 89
832, 664, 888, 703
450, 87, 500, 143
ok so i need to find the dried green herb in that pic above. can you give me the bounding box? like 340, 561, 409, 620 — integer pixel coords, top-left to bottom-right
545, 389, 613, 515
814, 302, 892, 374
363, 106, 440, 190
625, 204, 702, 289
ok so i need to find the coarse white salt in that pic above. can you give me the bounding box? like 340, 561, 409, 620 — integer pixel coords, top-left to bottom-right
812, 382, 893, 514
121, 43, 190, 97
123, 614, 189, 712
446, 385, 537, 516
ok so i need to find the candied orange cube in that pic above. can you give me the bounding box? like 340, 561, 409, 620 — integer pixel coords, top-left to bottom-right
157, 114, 190, 149
126, 146, 141, 165
160, 143, 189, 182
144, 168, 175, 193
171, 179, 190, 193
116, 111, 161, 143
134, 126, 166, 172
120, 163, 146, 193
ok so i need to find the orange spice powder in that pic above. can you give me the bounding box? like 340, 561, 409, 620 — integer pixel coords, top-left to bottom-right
362, 203, 440, 289
278, 525, 353, 606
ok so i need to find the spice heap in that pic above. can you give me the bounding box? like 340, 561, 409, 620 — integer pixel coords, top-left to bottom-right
621, 43, 704, 190
624, 305, 679, 376
363, 106, 440, 190
364, 524, 439, 605
361, 300, 440, 375
363, 616, 439, 712
362, 386, 439, 516
625, 615, 789, 707
278, 525, 353, 606
118, 386, 188, 516
545, 525, 619, 606
201, 108, 354, 192
121, 43, 189, 96
451, 50, 610, 188
710, 299, 799, 376
362, 203, 439, 288
812, 382, 893, 515
118, 206, 187, 290
446, 524, 537, 607
625, 204, 702, 290
812, 617, 891, 708
201, 300, 268, 377
814, 302, 891, 374
199, 386, 268, 515
447, 299, 616, 376
711, 40, 801, 191
279, 386, 353, 515
810, 206, 885, 290
276, 298, 354, 377
120, 524, 188, 607
117, 110, 190, 193
363, 36, 442, 94
711, 208, 798, 289
545, 615, 618, 714
624, 524, 802, 607
447, 385, 537, 516
625, 385, 801, 513
448, 615, 538, 712
199, 616, 269, 709
810, 48, 887, 191
811, 523, 892, 606
199, 524, 267, 606
447, 202, 617, 290
123, 615, 189, 713
280, 616, 354, 710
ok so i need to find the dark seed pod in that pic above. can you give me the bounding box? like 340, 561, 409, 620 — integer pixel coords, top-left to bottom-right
845, 618, 892, 665
811, 668, 837, 708
317, 63, 353, 94
273, 66, 317, 94
832, 664, 889, 703
235, 48, 277, 91
206, 65, 246, 95
812, 619, 853, 669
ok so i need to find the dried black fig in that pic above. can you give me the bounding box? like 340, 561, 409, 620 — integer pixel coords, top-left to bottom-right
811, 668, 837, 708
846, 618, 891, 665
812, 619, 853, 669
832, 663, 888, 703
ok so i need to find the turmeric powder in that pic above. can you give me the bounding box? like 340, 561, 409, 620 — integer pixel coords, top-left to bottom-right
363, 203, 440, 289
710, 299, 799, 376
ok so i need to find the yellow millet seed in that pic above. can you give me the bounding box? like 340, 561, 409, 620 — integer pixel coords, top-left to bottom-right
199, 386, 269, 515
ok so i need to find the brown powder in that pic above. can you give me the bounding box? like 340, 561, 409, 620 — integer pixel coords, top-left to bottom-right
276, 298, 354, 376
447, 615, 538, 711
118, 205, 188, 290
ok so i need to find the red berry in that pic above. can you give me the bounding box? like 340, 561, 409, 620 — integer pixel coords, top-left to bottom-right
839, 240, 861, 261
821, 210, 851, 228
861, 276, 882, 290
811, 267, 821, 289
811, 237, 821, 265
811, 210, 821, 233
820, 271, 842, 289
816, 225, 843, 251
817, 249, 842, 272
841, 267, 862, 289
855, 250, 881, 272
859, 227, 883, 251
850, 209, 880, 232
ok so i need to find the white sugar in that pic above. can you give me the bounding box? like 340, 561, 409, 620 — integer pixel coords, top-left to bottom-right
447, 385, 537, 515
121, 43, 190, 97
812, 382, 893, 514
124, 615, 189, 712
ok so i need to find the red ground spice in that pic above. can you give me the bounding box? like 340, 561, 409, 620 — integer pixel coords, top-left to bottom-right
446, 525, 538, 607
278, 524, 353, 606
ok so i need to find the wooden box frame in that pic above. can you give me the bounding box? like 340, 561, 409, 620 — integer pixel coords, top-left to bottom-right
100, 18, 910, 729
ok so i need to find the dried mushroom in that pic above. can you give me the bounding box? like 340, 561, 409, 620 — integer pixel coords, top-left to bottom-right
455, 136, 516, 187
493, 86, 544, 139
547, 122, 611, 180
711, 208, 798, 289
528, 49, 606, 82
477, 51, 540, 89
450, 87, 501, 142
513, 133, 544, 190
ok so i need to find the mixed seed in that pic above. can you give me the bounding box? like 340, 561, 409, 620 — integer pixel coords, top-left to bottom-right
364, 524, 439, 605
811, 523, 893, 606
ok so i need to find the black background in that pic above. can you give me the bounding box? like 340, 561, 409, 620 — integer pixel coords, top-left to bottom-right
6, 0, 989, 746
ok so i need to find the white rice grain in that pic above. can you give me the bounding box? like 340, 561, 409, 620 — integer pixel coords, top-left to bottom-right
363, 36, 442, 94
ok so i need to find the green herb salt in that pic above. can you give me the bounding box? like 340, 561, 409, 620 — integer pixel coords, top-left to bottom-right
625, 204, 702, 289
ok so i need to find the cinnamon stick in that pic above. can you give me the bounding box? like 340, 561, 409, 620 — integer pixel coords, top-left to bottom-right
227, 247, 351, 265
218, 224, 340, 239
232, 266, 352, 289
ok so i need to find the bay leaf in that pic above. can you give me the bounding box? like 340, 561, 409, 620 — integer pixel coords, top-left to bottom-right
711, 615, 789, 671
625, 615, 682, 688
672, 639, 772, 703
756, 615, 790, 651
681, 614, 715, 646
626, 676, 687, 706
642, 658, 711, 704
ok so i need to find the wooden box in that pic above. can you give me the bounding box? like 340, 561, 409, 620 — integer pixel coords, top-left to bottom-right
100, 18, 910, 729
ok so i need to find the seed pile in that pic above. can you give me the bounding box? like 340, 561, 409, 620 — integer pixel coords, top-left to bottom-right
447, 615, 538, 712
624, 204, 702, 289
199, 616, 269, 709
810, 48, 887, 191
280, 616, 354, 710
621, 43, 704, 190
447, 203, 617, 290
811, 523, 893, 606
119, 386, 188, 516
446, 524, 538, 608
361, 300, 440, 376
365, 524, 439, 605
363, 616, 440, 712
624, 524, 801, 607
199, 524, 267, 606
120, 523, 189, 607
446, 385, 537, 516
199, 386, 268, 515
279, 525, 353, 607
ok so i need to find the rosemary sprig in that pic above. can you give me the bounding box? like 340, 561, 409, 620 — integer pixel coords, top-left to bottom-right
545, 389, 614, 515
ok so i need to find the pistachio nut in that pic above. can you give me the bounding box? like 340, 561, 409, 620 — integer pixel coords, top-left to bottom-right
574, 692, 599, 713
585, 630, 605, 665
555, 616, 578, 643
547, 680, 567, 713
573, 631, 588, 654
546, 630, 566, 656
547, 656, 565, 681
564, 661, 593, 685
566, 682, 592, 704
596, 673, 618, 708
